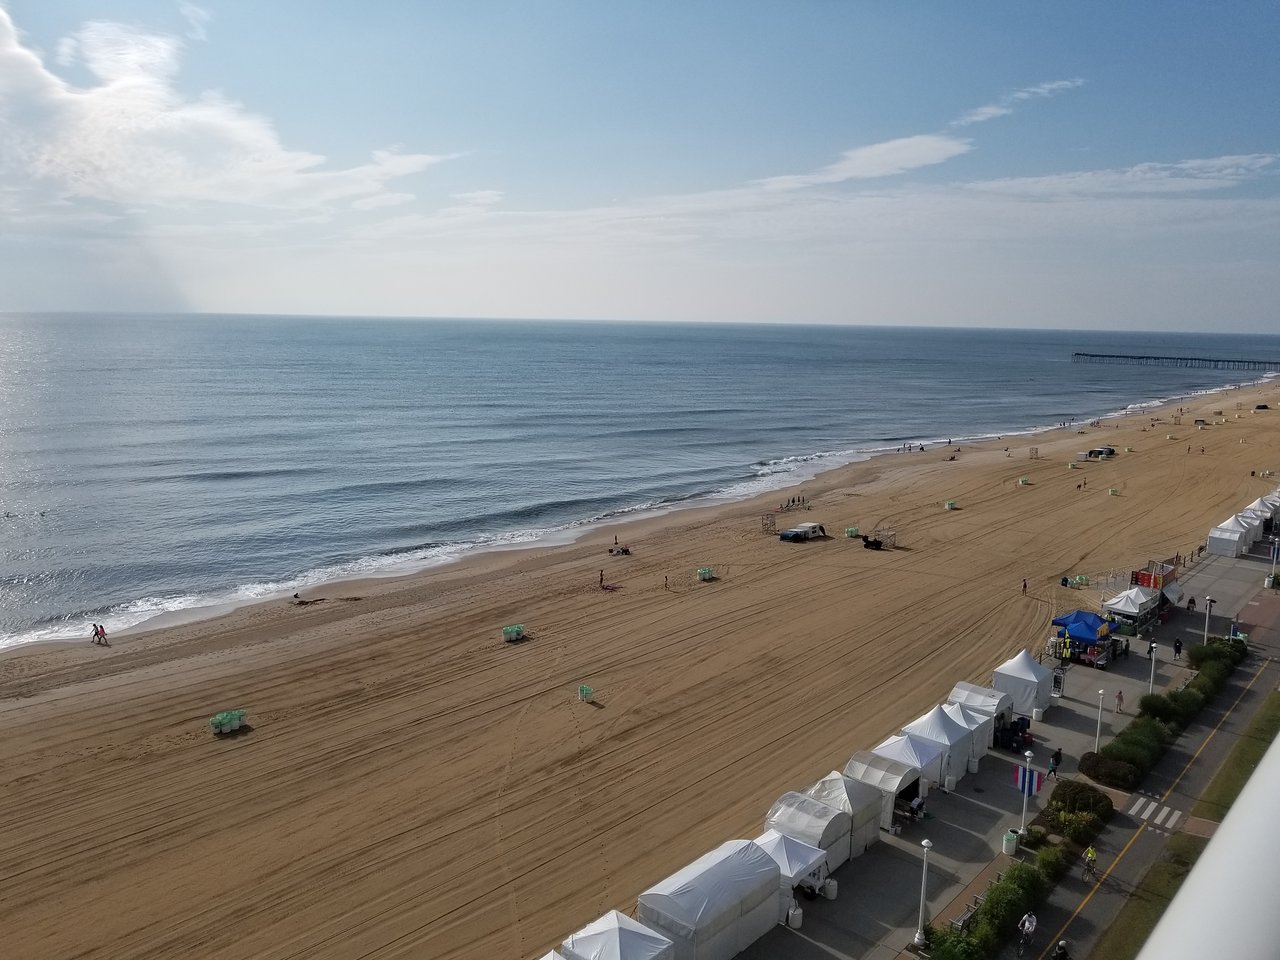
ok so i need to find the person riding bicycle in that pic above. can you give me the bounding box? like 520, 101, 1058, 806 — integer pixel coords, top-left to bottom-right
1018, 911, 1037, 942
1083, 844, 1098, 876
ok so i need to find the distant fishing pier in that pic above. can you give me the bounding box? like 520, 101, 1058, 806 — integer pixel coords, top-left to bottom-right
1072, 352, 1280, 372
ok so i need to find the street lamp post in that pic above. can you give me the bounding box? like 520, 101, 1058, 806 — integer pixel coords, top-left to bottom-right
1202, 596, 1215, 647
1019, 749, 1034, 835
1095, 689, 1105, 753
913, 838, 933, 948
1149, 643, 1158, 694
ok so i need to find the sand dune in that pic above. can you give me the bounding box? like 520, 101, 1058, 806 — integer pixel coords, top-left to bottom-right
2, 386, 1277, 959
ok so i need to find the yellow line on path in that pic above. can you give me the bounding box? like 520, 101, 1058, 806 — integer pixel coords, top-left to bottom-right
1037, 656, 1272, 960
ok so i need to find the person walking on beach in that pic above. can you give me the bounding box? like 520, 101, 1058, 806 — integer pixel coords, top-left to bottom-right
599, 570, 604, 588
89, 624, 99, 645
1174, 638, 1183, 660
1115, 689, 1124, 713
1022, 578, 1028, 596
664, 576, 668, 591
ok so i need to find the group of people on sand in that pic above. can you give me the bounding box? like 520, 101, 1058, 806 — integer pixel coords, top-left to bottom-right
88, 624, 109, 646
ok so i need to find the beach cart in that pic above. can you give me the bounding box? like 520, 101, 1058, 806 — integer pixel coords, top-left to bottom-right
209, 709, 248, 735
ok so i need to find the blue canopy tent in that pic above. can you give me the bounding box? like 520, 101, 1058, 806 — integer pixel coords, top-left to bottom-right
1050, 610, 1116, 668
1051, 610, 1109, 642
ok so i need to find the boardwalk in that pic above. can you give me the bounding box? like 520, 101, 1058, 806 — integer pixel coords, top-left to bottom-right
1072, 352, 1280, 372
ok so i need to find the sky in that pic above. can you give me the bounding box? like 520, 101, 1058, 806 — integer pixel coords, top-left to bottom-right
0, 2, 1278, 330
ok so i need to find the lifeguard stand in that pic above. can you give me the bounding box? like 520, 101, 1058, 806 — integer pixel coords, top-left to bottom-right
874, 528, 897, 548
1029, 447, 1040, 460
761, 513, 776, 535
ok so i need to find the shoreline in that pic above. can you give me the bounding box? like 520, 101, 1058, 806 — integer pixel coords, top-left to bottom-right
3, 374, 1268, 658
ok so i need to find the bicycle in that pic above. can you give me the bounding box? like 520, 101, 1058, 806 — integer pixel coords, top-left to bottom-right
1082, 855, 1099, 882
1016, 929, 1034, 956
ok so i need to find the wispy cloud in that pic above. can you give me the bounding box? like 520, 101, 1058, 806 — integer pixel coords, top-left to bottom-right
179, 2, 212, 42
964, 154, 1279, 196
952, 78, 1085, 127
755, 134, 972, 190
0, 12, 447, 216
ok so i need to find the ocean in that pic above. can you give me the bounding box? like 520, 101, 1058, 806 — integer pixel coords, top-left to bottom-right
2, 314, 1278, 649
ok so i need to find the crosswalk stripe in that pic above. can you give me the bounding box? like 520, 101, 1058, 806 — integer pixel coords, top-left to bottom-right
1129, 797, 1146, 815
1154, 806, 1171, 826
1141, 800, 1158, 820
1165, 810, 1182, 830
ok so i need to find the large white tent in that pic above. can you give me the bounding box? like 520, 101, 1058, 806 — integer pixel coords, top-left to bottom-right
1245, 496, 1277, 520
752, 829, 828, 923
1104, 585, 1160, 618
1221, 514, 1258, 545
842, 751, 921, 829
1207, 523, 1247, 557
561, 910, 675, 960
943, 702, 993, 763
804, 771, 883, 855
1236, 511, 1265, 543
872, 733, 946, 788
763, 792, 852, 870
901, 705, 973, 787
637, 840, 780, 960
992, 650, 1053, 716
541, 953, 572, 960
946, 681, 1014, 741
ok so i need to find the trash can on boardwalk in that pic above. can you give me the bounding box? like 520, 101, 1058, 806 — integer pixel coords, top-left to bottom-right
1002, 830, 1019, 855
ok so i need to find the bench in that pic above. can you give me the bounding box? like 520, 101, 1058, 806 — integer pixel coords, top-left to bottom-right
949, 904, 975, 932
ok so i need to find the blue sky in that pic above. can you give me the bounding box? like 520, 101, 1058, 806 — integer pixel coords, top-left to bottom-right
1, 2, 1277, 330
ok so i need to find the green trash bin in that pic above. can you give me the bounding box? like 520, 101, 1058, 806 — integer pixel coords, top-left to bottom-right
1002, 830, 1019, 855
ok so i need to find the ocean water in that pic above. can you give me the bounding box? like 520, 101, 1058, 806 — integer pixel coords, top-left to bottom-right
2, 315, 1279, 648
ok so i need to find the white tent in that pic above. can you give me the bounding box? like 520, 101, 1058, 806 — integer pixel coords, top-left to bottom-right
637, 840, 780, 960
1104, 585, 1160, 618
943, 702, 993, 763
1220, 514, 1258, 545
842, 751, 921, 829
1236, 511, 1265, 543
872, 733, 946, 787
561, 910, 675, 960
1245, 497, 1277, 520
541, 953, 572, 960
992, 650, 1053, 716
1207, 524, 1247, 557
763, 792, 852, 870
902, 705, 973, 787
752, 829, 828, 923
804, 771, 883, 855
946, 681, 1014, 740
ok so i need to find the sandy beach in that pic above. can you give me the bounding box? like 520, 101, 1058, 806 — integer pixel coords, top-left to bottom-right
2, 383, 1278, 960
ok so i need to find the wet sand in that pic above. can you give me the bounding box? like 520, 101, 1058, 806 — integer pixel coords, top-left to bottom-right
2, 385, 1277, 959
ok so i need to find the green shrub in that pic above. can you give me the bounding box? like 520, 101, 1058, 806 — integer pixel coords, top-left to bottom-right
1079, 750, 1140, 789
1049, 779, 1114, 818
1101, 731, 1161, 770
1057, 809, 1102, 845
1167, 688, 1205, 724
976, 882, 1030, 936
1138, 693, 1178, 724
1127, 715, 1174, 744
1004, 861, 1048, 901
1036, 844, 1068, 881
1208, 635, 1248, 664
1186, 643, 1229, 669
968, 918, 999, 955
927, 926, 983, 960
1187, 674, 1217, 700
1020, 826, 1047, 850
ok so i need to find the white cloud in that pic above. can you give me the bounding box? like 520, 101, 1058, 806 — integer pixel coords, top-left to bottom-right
0, 11, 447, 215
351, 192, 415, 211
755, 135, 972, 190
953, 78, 1085, 127
965, 154, 1279, 197
451, 189, 503, 206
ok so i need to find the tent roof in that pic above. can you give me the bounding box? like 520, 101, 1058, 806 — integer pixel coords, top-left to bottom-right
1051, 609, 1110, 641
843, 750, 920, 793
1162, 581, 1184, 605
804, 771, 884, 831
1209, 525, 1246, 542
1104, 585, 1160, 616
947, 681, 1013, 716
902, 704, 971, 747
752, 829, 827, 884
637, 840, 778, 942
540, 953, 571, 960
873, 733, 945, 769
561, 910, 674, 960
943, 702, 993, 735
994, 649, 1051, 682
1218, 515, 1250, 531
764, 792, 852, 850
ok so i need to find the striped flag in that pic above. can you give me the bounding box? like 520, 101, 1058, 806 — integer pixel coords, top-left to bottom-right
1014, 766, 1044, 797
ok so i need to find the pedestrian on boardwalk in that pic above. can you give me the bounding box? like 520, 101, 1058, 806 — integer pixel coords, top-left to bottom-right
1115, 689, 1125, 713
1174, 638, 1183, 660
1047, 754, 1059, 780
1022, 578, 1028, 596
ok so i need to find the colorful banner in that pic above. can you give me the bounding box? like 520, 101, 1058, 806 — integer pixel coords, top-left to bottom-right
1014, 766, 1044, 797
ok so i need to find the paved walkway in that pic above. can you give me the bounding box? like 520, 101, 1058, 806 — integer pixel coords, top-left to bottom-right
739, 553, 1279, 960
